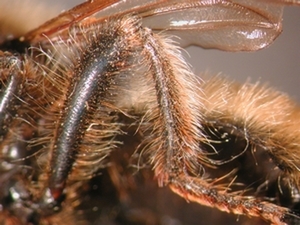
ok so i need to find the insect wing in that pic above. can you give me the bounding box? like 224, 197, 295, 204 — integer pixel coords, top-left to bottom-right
23, 0, 299, 51
140, 0, 284, 50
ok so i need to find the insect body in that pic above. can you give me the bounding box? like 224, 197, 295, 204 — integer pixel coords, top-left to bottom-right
0, 0, 300, 224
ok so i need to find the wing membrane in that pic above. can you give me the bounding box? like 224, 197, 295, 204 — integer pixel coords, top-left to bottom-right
24, 0, 298, 51
141, 0, 283, 50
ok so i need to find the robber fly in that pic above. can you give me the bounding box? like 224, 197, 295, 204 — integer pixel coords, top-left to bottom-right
0, 0, 300, 224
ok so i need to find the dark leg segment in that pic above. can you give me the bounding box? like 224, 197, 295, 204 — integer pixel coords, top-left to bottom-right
41, 16, 146, 212
0, 52, 23, 138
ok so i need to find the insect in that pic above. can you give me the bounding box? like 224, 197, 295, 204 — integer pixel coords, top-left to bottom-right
0, 0, 300, 224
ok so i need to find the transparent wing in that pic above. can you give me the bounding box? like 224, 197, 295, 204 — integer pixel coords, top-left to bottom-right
23, 0, 299, 51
